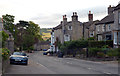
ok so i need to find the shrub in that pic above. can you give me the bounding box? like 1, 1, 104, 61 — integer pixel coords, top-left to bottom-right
87, 37, 94, 40
2, 48, 10, 60
88, 40, 113, 48
106, 48, 119, 57
88, 47, 102, 57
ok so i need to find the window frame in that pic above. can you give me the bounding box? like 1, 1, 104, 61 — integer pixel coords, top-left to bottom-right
102, 24, 105, 32
119, 12, 120, 24
68, 26, 72, 30
108, 24, 111, 31
118, 32, 120, 45
114, 32, 117, 45
64, 34, 70, 41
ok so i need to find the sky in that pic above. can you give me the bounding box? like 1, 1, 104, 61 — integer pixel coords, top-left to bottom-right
0, 0, 119, 28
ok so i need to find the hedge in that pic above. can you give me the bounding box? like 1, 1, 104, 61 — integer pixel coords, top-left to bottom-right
88, 40, 113, 48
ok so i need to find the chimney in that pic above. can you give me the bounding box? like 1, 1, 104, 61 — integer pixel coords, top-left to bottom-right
88, 11, 93, 22
72, 12, 78, 21
108, 5, 115, 14
63, 15, 67, 24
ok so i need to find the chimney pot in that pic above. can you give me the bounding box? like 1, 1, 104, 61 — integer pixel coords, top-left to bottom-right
89, 11, 91, 14
88, 11, 93, 21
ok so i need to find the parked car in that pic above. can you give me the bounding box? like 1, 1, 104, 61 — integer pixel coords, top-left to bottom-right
10, 52, 28, 65
43, 49, 50, 55
43, 49, 47, 51
58, 52, 64, 58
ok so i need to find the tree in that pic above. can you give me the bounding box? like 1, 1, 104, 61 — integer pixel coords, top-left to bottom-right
2, 14, 15, 33
15, 20, 42, 51
0, 31, 9, 47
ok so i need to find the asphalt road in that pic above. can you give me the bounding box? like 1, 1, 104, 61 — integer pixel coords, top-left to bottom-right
5, 51, 118, 74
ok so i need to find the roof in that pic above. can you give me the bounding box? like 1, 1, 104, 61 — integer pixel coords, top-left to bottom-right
114, 4, 120, 11
53, 21, 82, 30
83, 20, 99, 29
53, 24, 62, 30
95, 13, 114, 25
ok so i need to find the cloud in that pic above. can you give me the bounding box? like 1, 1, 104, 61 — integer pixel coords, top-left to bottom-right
30, 6, 107, 28
0, 0, 119, 28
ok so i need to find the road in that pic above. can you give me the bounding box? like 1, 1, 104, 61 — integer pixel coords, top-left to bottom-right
5, 51, 118, 74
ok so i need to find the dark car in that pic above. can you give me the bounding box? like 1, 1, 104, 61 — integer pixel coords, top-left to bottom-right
43, 49, 47, 51
43, 49, 50, 55
58, 52, 64, 58
10, 52, 28, 65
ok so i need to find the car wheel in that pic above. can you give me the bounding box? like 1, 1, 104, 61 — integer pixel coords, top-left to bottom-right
10, 61, 13, 64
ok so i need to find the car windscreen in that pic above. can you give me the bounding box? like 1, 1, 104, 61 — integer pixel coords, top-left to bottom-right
13, 52, 27, 56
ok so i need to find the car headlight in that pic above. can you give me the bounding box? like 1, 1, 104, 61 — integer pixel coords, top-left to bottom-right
23, 57, 28, 59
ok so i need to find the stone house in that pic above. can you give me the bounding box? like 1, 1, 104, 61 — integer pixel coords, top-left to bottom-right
113, 3, 120, 48
95, 5, 115, 41
83, 11, 99, 39
52, 12, 83, 52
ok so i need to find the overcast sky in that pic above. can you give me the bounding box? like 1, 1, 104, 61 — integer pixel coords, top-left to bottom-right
0, 0, 119, 28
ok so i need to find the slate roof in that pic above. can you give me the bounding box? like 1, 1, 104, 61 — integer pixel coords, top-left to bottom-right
95, 13, 114, 25
53, 24, 62, 30
53, 21, 82, 30
114, 3, 120, 11
83, 20, 99, 29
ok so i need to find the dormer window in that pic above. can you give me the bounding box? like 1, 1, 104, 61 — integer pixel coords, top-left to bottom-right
68, 26, 72, 30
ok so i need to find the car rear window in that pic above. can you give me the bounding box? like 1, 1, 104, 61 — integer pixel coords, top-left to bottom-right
13, 52, 27, 56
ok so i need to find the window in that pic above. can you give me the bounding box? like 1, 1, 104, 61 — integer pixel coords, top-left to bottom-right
106, 35, 111, 40
98, 35, 102, 41
119, 12, 120, 24
102, 24, 105, 32
90, 31, 94, 37
98, 25, 100, 32
118, 32, 120, 45
64, 34, 70, 41
68, 26, 72, 30
108, 25, 111, 31
114, 32, 117, 44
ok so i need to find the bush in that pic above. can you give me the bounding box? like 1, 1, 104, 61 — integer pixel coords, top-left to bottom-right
106, 48, 119, 57
2, 48, 10, 60
87, 37, 94, 40
88, 47, 102, 57
88, 40, 113, 48
59, 40, 88, 55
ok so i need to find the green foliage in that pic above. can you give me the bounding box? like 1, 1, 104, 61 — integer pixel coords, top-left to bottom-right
15, 20, 42, 51
106, 48, 119, 57
59, 40, 88, 54
88, 40, 113, 48
2, 48, 10, 60
2, 14, 15, 32
87, 37, 94, 40
0, 31, 9, 47
88, 47, 102, 57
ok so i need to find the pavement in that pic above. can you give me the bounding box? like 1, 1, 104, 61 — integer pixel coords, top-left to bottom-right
4, 51, 118, 74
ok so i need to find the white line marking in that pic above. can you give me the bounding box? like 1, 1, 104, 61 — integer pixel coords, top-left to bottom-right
87, 68, 92, 70
104, 72, 111, 74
